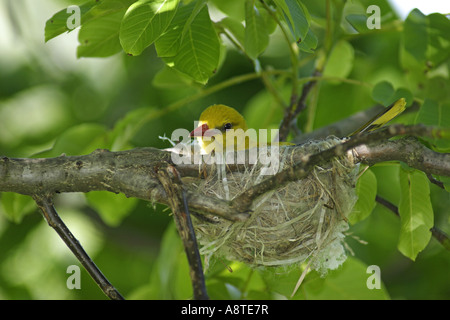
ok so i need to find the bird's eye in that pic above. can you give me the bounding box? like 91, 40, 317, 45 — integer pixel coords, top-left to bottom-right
223, 123, 232, 130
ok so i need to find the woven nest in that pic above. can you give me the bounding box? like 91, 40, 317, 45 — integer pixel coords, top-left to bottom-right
187, 136, 358, 275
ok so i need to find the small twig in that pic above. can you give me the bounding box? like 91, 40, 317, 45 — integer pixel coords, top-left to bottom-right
33, 195, 124, 300
426, 173, 445, 189
278, 71, 320, 142
430, 227, 450, 251
292, 71, 321, 119
156, 165, 209, 300
375, 195, 450, 251
375, 195, 399, 216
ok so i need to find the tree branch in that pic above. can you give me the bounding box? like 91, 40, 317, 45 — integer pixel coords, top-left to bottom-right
278, 71, 320, 142
1, 125, 449, 216
156, 165, 208, 300
33, 195, 124, 300
231, 124, 450, 212
354, 136, 450, 177
0, 149, 247, 222
1, 124, 449, 299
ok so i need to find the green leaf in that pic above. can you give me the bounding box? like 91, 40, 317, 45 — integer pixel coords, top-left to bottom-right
154, 2, 192, 57
173, 247, 193, 299
415, 100, 450, 152
342, 1, 369, 33
259, 2, 277, 35
178, 0, 208, 40
372, 83, 413, 110
297, 27, 317, 53
403, 9, 428, 62
244, 0, 269, 60
0, 193, 35, 223
161, 5, 220, 84
414, 99, 437, 126
220, 17, 245, 49
392, 88, 414, 107
427, 13, 450, 67
45, 1, 97, 42
298, 257, 389, 299
210, 0, 245, 22
149, 222, 185, 299
398, 168, 434, 261
415, 99, 450, 128
208, 262, 267, 299
86, 191, 138, 226
152, 66, 195, 88
77, 10, 125, 58
155, 1, 208, 58
427, 13, 450, 42
243, 86, 288, 132
259, 257, 389, 299
205, 280, 233, 300
45, 0, 135, 43
345, 14, 369, 33
36, 124, 108, 157
119, 0, 180, 56
323, 40, 354, 80
372, 81, 395, 106
109, 107, 155, 151
349, 169, 377, 225
82, 0, 136, 22
273, 0, 310, 42
80, 0, 137, 31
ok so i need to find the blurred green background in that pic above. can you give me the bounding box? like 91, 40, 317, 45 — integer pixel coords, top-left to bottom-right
0, 0, 449, 299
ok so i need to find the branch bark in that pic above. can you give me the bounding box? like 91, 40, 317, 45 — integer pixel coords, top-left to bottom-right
1, 123, 449, 299
232, 124, 450, 212
0, 148, 246, 221
278, 71, 320, 142
34, 195, 124, 300
1, 125, 449, 214
354, 136, 450, 176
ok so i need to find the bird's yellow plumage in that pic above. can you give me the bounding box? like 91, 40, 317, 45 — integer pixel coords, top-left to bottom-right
191, 98, 407, 153
190, 104, 255, 152
350, 98, 407, 136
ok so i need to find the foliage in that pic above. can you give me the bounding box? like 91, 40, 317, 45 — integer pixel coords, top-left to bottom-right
0, 0, 449, 299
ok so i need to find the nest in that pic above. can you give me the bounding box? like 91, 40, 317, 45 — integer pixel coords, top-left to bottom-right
187, 136, 358, 275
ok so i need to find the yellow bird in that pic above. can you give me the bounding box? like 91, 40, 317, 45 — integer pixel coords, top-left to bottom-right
190, 104, 255, 152
191, 98, 407, 152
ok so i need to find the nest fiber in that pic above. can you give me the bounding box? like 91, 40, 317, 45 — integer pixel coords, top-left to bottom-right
189, 137, 358, 274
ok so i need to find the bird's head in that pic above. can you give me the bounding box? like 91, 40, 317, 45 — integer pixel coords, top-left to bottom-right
190, 104, 249, 152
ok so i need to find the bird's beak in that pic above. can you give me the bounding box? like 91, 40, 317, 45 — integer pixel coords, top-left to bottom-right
190, 123, 212, 137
